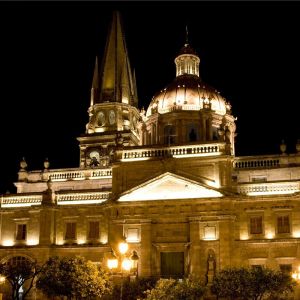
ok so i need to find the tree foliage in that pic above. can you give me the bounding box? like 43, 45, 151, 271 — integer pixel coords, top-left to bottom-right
106, 277, 157, 300
36, 256, 112, 299
211, 267, 295, 300
144, 276, 206, 300
0, 258, 42, 300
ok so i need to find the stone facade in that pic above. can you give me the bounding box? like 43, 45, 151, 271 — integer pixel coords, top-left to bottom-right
1, 11, 300, 299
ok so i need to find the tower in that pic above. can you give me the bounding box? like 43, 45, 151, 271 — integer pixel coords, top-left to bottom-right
77, 11, 140, 168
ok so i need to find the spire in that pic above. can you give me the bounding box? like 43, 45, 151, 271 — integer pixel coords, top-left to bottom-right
132, 69, 138, 107
175, 26, 200, 77
90, 56, 99, 106
97, 11, 138, 107
185, 25, 189, 45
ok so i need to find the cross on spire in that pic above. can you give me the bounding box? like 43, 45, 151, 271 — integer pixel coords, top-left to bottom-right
185, 25, 189, 45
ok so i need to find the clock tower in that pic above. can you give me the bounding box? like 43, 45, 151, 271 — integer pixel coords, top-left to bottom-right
77, 11, 141, 168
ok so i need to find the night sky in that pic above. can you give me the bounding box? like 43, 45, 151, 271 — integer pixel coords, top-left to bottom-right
0, 1, 300, 194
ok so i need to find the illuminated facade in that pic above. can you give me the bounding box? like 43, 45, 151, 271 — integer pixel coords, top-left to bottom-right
1, 11, 300, 299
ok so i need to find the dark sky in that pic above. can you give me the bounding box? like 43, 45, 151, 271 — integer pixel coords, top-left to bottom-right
0, 1, 300, 193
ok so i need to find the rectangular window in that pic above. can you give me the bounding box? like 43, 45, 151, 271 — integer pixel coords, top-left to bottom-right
88, 221, 100, 239
250, 216, 263, 234
204, 225, 216, 240
16, 224, 27, 241
277, 215, 290, 234
280, 264, 292, 274
161, 252, 184, 278
65, 222, 76, 240
127, 228, 139, 242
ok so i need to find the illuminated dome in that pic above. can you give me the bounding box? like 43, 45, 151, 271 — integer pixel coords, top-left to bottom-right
146, 43, 228, 117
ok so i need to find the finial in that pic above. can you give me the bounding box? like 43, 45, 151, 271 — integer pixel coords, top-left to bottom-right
280, 139, 287, 155
20, 157, 27, 171
185, 25, 189, 45
44, 157, 50, 170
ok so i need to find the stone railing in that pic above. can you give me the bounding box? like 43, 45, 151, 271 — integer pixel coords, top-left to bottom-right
238, 182, 299, 195
1, 194, 42, 208
24, 168, 113, 182
233, 158, 280, 169
121, 143, 226, 161
57, 191, 110, 205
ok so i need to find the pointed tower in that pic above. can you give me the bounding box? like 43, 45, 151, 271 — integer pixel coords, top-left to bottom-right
77, 11, 141, 168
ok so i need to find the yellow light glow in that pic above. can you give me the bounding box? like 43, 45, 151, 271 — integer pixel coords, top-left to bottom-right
173, 152, 222, 158
121, 157, 150, 162
57, 200, 107, 205
56, 239, 64, 245
293, 231, 300, 238
292, 267, 300, 280
100, 234, 108, 244
107, 258, 118, 270
247, 190, 296, 196
119, 242, 128, 254
2, 203, 41, 208
77, 238, 86, 245
266, 232, 274, 239
0, 276, 5, 283
119, 173, 222, 202
122, 258, 132, 271
240, 234, 249, 240
203, 225, 217, 240
94, 128, 105, 133
27, 238, 39, 246
2, 239, 14, 246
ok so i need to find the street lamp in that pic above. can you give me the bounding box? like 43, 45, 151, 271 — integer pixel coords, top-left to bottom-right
292, 266, 300, 280
0, 275, 5, 300
107, 237, 139, 300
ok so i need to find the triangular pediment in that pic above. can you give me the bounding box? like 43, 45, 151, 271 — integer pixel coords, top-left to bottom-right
118, 172, 223, 202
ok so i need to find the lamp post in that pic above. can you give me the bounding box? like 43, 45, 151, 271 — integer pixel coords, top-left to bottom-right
292, 266, 300, 280
107, 237, 139, 300
0, 275, 5, 300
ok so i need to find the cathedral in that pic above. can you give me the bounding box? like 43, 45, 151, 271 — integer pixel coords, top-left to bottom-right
1, 10, 300, 299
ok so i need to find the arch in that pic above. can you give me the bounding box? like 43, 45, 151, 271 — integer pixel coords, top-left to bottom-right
0, 254, 35, 265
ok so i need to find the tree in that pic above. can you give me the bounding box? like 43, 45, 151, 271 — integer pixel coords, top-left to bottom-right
211, 267, 295, 300
0, 257, 42, 300
107, 277, 157, 300
144, 277, 206, 300
36, 256, 112, 299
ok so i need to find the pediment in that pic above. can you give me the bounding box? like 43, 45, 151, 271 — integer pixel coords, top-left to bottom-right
118, 172, 223, 202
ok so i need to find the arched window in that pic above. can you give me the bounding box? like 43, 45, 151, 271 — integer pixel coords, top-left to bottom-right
187, 124, 198, 142
164, 125, 176, 145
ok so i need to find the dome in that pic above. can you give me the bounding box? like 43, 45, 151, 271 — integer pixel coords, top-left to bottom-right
146, 43, 229, 118
146, 74, 227, 117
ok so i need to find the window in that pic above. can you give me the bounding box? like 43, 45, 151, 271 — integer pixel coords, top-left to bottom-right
187, 124, 198, 142
204, 225, 216, 240
124, 225, 141, 243
7, 256, 29, 266
277, 215, 290, 234
250, 216, 263, 234
164, 125, 176, 145
280, 264, 292, 275
161, 252, 184, 278
16, 224, 27, 241
65, 222, 76, 240
88, 221, 100, 239
126, 228, 139, 242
